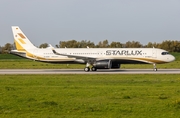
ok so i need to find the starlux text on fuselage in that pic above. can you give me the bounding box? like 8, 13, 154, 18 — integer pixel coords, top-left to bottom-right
106, 50, 142, 56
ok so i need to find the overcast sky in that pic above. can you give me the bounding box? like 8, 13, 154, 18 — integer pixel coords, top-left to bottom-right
0, 0, 180, 47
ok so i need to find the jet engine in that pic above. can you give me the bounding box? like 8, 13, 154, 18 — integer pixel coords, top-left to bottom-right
93, 60, 120, 69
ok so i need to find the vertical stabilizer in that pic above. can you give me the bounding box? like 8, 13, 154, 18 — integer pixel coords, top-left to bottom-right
12, 26, 37, 51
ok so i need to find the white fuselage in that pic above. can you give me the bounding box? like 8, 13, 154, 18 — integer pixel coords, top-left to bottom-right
16, 47, 175, 64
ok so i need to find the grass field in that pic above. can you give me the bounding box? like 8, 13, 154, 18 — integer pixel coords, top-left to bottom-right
0, 53, 179, 69
0, 74, 180, 118
0, 53, 180, 117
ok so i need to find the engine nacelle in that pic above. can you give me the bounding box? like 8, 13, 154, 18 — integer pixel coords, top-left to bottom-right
93, 60, 120, 69
111, 61, 121, 69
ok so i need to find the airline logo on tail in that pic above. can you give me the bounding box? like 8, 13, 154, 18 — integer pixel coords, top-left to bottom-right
12, 26, 37, 51
16, 33, 26, 45
17, 33, 26, 39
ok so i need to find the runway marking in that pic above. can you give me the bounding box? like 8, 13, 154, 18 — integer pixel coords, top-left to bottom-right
0, 69, 179, 74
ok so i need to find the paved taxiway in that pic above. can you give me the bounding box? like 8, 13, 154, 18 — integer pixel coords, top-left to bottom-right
0, 69, 179, 74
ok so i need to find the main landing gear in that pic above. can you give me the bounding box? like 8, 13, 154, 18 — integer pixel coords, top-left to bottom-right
84, 62, 97, 72
91, 67, 97, 71
153, 63, 158, 71
84, 67, 97, 72
84, 63, 90, 72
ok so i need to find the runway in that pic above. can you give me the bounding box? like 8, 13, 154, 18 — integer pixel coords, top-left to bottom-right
0, 69, 179, 74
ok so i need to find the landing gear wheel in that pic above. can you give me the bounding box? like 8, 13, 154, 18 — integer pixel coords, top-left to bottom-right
153, 64, 158, 71
91, 67, 97, 71
154, 68, 157, 71
84, 67, 90, 72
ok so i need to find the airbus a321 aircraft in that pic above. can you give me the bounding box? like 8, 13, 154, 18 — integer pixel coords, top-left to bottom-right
10, 26, 175, 72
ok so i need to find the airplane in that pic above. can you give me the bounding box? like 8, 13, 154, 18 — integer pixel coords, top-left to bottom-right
10, 26, 175, 72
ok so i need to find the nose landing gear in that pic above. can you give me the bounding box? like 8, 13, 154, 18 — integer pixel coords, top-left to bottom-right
153, 64, 157, 71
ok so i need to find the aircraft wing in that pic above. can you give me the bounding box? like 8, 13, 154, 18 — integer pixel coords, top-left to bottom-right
52, 49, 96, 60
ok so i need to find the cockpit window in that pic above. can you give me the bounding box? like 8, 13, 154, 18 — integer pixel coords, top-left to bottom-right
161, 52, 169, 55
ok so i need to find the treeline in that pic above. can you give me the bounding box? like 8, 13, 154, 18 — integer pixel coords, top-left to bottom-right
0, 40, 180, 54
43, 40, 180, 52
0, 43, 15, 54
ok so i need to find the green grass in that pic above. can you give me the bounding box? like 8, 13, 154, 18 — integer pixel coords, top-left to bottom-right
0, 53, 179, 118
0, 54, 23, 59
0, 74, 180, 118
0, 53, 180, 69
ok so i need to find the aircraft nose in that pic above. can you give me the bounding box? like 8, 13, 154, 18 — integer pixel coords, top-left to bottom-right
170, 55, 175, 62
